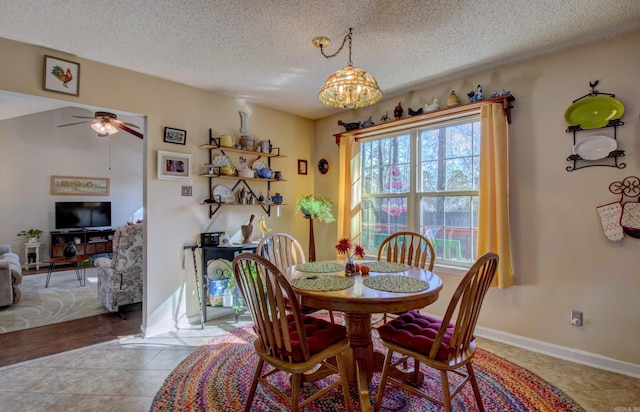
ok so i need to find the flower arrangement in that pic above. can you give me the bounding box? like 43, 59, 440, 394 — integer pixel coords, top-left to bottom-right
336, 237, 365, 275
335, 237, 365, 259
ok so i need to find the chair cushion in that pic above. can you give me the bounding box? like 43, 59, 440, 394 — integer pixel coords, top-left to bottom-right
282, 314, 346, 362
377, 311, 455, 360
283, 296, 322, 315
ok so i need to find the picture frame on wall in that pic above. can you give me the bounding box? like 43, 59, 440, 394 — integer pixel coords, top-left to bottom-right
43, 55, 80, 96
157, 150, 192, 181
164, 127, 187, 145
51, 176, 109, 196
298, 159, 308, 175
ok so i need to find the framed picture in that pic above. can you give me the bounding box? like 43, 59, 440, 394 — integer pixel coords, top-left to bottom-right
164, 127, 187, 145
298, 159, 308, 175
51, 176, 109, 196
43, 55, 80, 96
158, 150, 192, 181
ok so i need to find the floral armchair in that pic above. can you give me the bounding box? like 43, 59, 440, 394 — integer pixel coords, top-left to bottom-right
94, 224, 143, 313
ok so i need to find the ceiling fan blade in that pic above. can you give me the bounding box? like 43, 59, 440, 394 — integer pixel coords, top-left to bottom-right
58, 121, 91, 127
113, 119, 140, 129
116, 123, 144, 139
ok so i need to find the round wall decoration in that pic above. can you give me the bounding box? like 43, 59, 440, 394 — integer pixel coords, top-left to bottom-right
318, 158, 330, 174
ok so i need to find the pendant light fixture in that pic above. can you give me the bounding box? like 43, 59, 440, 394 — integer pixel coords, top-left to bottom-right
313, 28, 382, 109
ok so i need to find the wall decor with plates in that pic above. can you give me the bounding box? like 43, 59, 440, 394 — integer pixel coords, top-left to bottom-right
565, 80, 626, 172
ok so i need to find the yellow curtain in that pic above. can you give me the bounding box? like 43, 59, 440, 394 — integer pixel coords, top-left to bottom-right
478, 104, 514, 288
337, 136, 361, 256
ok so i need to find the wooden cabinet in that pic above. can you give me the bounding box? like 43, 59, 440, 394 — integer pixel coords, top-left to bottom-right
50, 229, 115, 258
200, 129, 286, 218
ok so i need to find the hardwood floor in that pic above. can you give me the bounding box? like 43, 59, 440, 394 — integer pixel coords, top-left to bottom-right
0, 308, 142, 368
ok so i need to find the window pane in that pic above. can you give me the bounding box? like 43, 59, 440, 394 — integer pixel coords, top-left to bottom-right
360, 196, 407, 250
360, 117, 480, 265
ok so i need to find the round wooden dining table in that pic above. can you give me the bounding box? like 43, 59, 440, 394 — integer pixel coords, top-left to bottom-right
286, 261, 443, 410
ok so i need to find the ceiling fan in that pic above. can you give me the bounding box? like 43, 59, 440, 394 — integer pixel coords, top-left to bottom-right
57, 111, 143, 139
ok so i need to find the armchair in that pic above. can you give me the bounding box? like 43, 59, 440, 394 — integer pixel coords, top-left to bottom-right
0, 245, 22, 306
94, 224, 143, 314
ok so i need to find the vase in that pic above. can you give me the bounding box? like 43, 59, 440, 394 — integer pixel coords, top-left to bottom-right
241, 224, 253, 244
345, 257, 357, 276
63, 242, 77, 258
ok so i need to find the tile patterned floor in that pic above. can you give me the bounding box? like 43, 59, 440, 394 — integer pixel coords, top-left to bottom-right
0, 313, 638, 411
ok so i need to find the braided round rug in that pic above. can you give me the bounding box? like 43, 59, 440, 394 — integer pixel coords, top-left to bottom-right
150, 324, 584, 412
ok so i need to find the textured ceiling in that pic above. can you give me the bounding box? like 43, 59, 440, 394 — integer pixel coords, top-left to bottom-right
1, 0, 639, 120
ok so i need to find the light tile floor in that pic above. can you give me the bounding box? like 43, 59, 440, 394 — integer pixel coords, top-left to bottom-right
0, 313, 638, 411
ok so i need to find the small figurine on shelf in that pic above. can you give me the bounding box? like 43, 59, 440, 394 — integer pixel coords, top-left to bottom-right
408, 107, 423, 116
337, 120, 360, 131
491, 89, 510, 98
380, 111, 391, 123
394, 102, 403, 119
447, 91, 461, 107
467, 84, 484, 102
424, 98, 440, 112
361, 116, 374, 128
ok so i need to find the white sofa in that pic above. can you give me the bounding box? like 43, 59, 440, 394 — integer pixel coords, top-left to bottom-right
0, 245, 22, 306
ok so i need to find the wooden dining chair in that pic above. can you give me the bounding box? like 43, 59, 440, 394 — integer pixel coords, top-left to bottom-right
374, 252, 499, 412
377, 231, 435, 323
232, 253, 353, 412
258, 232, 335, 323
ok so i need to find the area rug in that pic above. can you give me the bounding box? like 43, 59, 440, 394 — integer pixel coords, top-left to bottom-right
0, 267, 108, 333
150, 325, 585, 411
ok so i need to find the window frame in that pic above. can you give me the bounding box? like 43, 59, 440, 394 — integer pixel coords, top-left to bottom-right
358, 114, 481, 269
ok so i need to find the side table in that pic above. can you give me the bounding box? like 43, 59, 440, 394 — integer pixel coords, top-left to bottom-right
23, 242, 42, 271
41, 254, 92, 288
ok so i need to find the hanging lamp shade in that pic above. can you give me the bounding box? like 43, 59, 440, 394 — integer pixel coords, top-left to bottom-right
318, 65, 382, 109
314, 28, 382, 109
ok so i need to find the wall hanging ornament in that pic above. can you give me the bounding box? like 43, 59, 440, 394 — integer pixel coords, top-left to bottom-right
596, 176, 640, 240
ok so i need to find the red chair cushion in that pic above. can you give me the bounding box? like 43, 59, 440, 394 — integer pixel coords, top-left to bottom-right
283, 296, 322, 315
377, 311, 455, 360
282, 314, 346, 362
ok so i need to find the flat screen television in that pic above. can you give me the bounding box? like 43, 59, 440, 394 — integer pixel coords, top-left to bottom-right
55, 201, 112, 230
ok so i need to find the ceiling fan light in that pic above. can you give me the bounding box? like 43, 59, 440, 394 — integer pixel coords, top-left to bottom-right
91, 120, 118, 135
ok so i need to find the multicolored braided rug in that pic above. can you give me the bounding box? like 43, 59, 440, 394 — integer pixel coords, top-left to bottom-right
150, 325, 584, 411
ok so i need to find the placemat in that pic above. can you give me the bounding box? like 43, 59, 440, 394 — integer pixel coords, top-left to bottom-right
290, 275, 354, 291
366, 261, 410, 273
363, 275, 428, 293
295, 262, 345, 273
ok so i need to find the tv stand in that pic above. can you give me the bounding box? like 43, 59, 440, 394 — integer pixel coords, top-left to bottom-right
50, 229, 115, 258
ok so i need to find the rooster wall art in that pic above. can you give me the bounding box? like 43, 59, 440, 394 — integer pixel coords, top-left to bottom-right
50, 65, 73, 88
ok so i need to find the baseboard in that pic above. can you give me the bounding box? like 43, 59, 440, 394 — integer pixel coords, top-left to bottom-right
474, 325, 640, 379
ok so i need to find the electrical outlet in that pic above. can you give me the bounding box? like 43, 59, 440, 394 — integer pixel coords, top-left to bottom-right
571, 310, 583, 327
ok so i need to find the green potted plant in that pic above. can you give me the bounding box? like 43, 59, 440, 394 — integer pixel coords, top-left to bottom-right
17, 228, 44, 243
295, 194, 335, 223
295, 195, 335, 261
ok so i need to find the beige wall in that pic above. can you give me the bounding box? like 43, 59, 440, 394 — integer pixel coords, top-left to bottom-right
315, 30, 640, 367
2, 28, 638, 370
0, 37, 315, 336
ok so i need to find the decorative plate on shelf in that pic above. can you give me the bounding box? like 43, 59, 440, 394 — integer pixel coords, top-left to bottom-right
206, 259, 232, 280
573, 135, 617, 160
564, 96, 625, 129
212, 185, 233, 204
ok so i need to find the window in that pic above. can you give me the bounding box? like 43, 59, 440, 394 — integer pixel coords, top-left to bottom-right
360, 116, 480, 266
